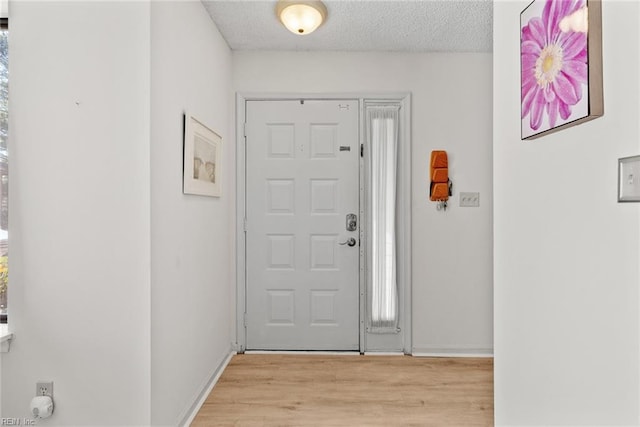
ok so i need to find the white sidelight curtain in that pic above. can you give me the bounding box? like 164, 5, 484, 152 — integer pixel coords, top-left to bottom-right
367, 105, 400, 333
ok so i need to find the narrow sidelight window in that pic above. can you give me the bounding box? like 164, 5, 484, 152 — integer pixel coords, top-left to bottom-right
366, 105, 400, 333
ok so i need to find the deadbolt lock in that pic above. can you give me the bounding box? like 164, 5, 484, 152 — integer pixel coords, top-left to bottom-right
346, 213, 357, 231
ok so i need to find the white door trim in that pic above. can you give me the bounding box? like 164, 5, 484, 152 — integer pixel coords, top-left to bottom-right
235, 92, 412, 353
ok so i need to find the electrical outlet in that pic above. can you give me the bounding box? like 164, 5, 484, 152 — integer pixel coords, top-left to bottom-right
460, 192, 480, 207
36, 381, 53, 399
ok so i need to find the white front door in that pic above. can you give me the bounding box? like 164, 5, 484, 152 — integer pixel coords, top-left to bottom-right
245, 99, 360, 350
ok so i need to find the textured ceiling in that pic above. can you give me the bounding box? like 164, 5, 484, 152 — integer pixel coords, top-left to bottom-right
202, 0, 493, 53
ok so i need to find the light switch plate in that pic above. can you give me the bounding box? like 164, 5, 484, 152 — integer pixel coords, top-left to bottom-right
618, 155, 640, 202
460, 192, 480, 207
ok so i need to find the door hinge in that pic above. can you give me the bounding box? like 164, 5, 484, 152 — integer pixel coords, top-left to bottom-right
243, 218, 247, 232
360, 144, 363, 157
243, 123, 247, 138
243, 312, 248, 327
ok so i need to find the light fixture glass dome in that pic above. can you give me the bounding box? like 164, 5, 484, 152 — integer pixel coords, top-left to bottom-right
276, 1, 327, 35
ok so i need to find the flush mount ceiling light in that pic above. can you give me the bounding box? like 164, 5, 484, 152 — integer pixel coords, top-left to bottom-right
276, 0, 327, 35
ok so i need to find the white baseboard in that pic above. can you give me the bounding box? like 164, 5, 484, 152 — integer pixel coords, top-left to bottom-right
244, 350, 360, 355
412, 347, 493, 358
180, 349, 236, 427
363, 352, 405, 356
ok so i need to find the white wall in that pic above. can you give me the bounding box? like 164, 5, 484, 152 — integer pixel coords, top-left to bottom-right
150, 2, 234, 425
3, 2, 152, 425
494, 1, 640, 424
233, 51, 493, 354
2, 2, 235, 425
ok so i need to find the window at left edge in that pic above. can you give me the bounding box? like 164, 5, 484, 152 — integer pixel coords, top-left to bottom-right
0, 18, 9, 324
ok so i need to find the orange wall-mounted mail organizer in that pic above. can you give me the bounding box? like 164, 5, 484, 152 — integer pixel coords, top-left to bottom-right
430, 150, 452, 210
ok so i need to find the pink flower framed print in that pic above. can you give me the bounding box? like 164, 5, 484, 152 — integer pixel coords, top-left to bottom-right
521, 0, 603, 140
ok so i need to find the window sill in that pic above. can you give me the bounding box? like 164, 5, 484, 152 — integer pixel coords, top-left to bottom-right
0, 324, 12, 353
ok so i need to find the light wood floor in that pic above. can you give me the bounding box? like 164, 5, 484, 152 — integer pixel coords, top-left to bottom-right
191, 354, 493, 426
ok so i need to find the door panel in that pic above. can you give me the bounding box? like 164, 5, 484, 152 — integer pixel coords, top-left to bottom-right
245, 100, 360, 350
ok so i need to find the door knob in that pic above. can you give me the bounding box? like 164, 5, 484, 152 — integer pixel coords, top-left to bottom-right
339, 237, 357, 247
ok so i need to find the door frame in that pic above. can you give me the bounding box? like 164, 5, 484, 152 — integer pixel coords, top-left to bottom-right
235, 93, 412, 354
